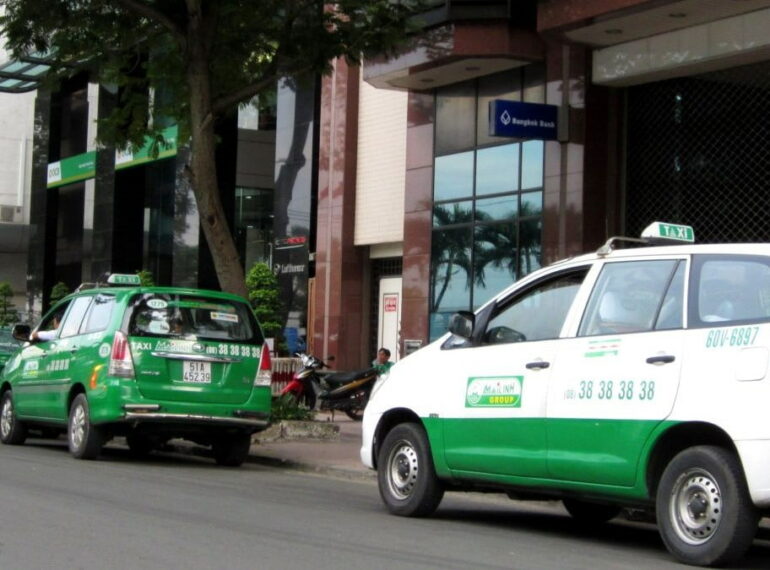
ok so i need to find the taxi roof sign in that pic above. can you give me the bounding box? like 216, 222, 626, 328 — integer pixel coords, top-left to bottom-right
107, 273, 142, 286
641, 221, 694, 244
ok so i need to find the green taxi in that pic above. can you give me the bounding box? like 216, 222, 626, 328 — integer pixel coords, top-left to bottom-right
0, 326, 23, 373
0, 274, 272, 466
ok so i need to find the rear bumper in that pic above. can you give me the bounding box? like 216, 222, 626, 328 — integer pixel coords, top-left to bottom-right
124, 411, 269, 430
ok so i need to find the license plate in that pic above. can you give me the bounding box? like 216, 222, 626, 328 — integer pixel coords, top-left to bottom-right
182, 361, 211, 383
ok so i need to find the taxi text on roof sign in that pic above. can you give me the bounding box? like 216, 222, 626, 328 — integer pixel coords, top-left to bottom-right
107, 273, 142, 286
641, 221, 694, 243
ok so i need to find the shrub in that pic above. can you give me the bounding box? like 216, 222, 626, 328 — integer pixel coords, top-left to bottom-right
270, 394, 315, 422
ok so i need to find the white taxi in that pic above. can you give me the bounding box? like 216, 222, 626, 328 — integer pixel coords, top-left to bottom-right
361, 222, 770, 567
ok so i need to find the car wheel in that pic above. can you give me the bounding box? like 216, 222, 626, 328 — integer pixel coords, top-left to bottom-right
126, 433, 155, 457
212, 433, 252, 467
563, 498, 620, 524
0, 390, 27, 445
344, 409, 363, 421
656, 445, 759, 567
68, 394, 103, 460
377, 422, 444, 517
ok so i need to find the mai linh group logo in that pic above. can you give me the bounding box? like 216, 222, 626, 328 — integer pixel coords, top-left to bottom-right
465, 376, 523, 408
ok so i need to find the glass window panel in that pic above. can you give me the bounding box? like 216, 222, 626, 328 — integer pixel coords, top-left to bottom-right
519, 218, 542, 276
435, 81, 476, 155
434, 151, 474, 201
697, 259, 770, 324
521, 140, 544, 189
82, 294, 115, 333
656, 262, 685, 330
429, 311, 453, 342
430, 227, 472, 313
473, 222, 517, 308
484, 270, 586, 344
476, 144, 519, 195
521, 191, 543, 217
579, 260, 678, 336
433, 201, 472, 227
60, 297, 93, 338
475, 196, 517, 222
477, 70, 522, 147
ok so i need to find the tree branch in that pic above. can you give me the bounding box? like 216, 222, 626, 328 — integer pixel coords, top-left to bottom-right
113, 0, 187, 49
211, 73, 275, 115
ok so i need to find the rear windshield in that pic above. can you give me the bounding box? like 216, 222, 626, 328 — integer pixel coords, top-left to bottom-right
127, 294, 263, 344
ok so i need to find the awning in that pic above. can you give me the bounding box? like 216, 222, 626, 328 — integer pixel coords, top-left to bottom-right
0, 53, 52, 93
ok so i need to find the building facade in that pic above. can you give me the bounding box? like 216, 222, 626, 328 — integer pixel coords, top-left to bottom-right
311, 0, 770, 368
5, 0, 770, 368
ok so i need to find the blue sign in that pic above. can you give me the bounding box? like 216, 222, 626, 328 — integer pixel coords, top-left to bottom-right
489, 100, 559, 140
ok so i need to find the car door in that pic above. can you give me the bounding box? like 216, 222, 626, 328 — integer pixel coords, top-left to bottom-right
546, 257, 687, 486
15, 301, 72, 418
438, 266, 590, 479
36, 296, 93, 420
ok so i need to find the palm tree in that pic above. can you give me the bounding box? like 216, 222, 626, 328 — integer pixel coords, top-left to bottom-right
430, 204, 473, 312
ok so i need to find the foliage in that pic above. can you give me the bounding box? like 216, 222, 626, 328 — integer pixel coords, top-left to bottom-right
136, 269, 155, 287
0, 282, 18, 326
0, 0, 420, 296
49, 281, 71, 305
270, 394, 315, 422
246, 262, 283, 339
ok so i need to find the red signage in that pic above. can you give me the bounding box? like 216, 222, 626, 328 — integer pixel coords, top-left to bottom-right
384, 295, 398, 313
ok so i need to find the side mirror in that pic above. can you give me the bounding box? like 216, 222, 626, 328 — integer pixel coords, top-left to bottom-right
448, 311, 475, 339
12, 324, 31, 342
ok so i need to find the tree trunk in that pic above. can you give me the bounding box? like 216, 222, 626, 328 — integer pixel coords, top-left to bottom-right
185, 4, 248, 299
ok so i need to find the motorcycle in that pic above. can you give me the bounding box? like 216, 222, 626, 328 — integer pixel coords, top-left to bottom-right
280, 353, 380, 421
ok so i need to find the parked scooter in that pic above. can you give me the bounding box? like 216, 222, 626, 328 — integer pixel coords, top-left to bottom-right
280, 353, 380, 421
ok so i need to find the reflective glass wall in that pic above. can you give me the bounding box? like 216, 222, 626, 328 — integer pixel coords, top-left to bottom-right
429, 66, 545, 340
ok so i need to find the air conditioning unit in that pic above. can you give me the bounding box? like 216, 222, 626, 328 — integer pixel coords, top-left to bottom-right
0, 205, 22, 224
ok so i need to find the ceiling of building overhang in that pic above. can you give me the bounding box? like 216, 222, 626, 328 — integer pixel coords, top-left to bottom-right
0, 53, 52, 93
565, 0, 770, 47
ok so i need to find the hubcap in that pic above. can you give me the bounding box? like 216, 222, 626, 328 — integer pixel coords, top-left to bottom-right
669, 468, 723, 545
70, 404, 86, 450
386, 440, 419, 500
0, 396, 12, 438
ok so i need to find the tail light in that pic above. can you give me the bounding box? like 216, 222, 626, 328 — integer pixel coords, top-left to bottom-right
254, 343, 272, 387
108, 331, 135, 378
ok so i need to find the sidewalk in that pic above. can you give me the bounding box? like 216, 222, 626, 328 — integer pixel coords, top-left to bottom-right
247, 412, 374, 481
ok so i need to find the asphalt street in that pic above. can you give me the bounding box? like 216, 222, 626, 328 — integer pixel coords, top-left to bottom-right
2, 438, 770, 569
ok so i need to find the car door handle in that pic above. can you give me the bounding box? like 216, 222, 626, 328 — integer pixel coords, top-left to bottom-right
646, 354, 675, 365
525, 360, 550, 370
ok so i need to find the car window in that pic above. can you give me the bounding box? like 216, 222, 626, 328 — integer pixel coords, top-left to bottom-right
36, 301, 71, 340
59, 297, 93, 338
655, 262, 686, 330
579, 259, 679, 336
127, 293, 263, 343
694, 256, 770, 325
82, 294, 115, 334
482, 269, 587, 345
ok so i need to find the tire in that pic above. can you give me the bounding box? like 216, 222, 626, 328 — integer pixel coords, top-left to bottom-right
656, 445, 759, 567
377, 423, 444, 517
0, 390, 27, 445
344, 408, 363, 421
126, 433, 155, 457
212, 433, 252, 467
563, 499, 620, 524
301, 389, 316, 411
287, 389, 316, 411
68, 394, 103, 460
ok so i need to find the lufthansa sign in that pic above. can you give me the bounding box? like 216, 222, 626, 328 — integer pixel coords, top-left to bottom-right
489, 100, 559, 140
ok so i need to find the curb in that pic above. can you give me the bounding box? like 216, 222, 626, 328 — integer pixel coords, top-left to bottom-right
244, 450, 376, 482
